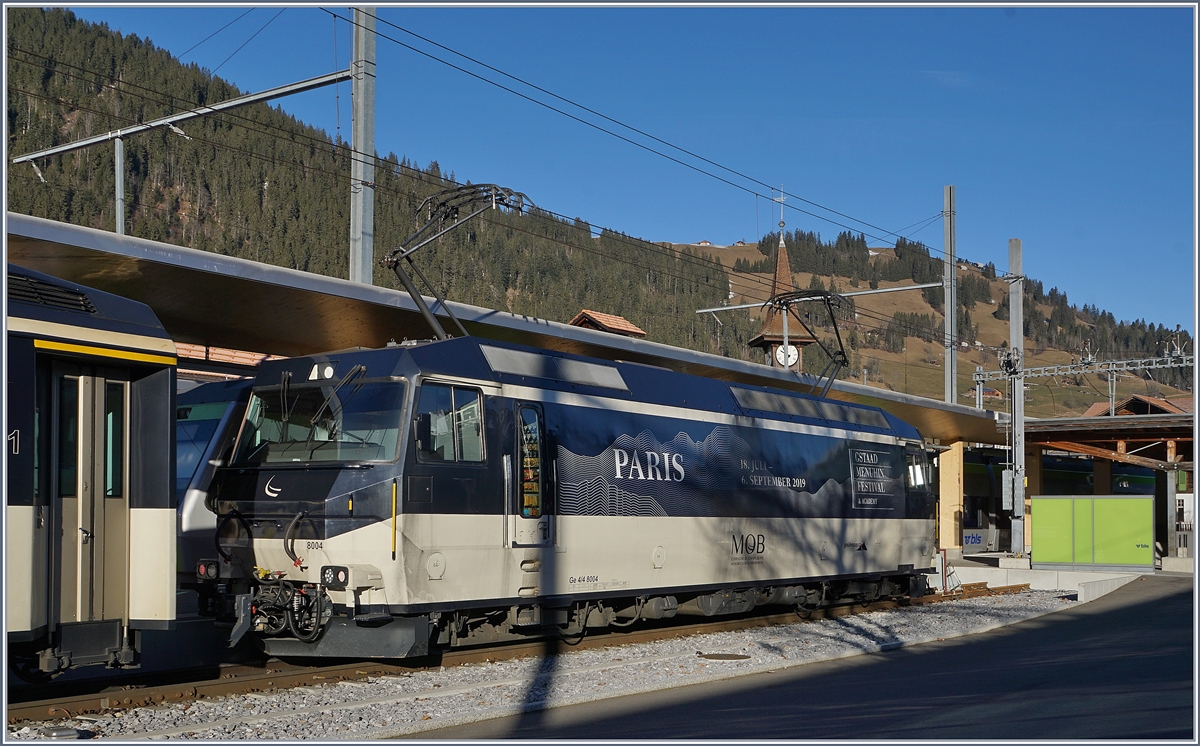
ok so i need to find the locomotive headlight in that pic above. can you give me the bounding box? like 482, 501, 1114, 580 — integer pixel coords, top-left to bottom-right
321, 565, 349, 590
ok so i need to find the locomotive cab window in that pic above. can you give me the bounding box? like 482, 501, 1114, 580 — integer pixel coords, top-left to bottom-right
518, 406, 543, 519
414, 383, 483, 463
906, 446, 931, 494
231, 378, 406, 465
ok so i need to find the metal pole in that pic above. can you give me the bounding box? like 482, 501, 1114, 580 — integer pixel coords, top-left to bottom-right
13, 70, 352, 165
1167, 468, 1178, 563
976, 366, 983, 409
1109, 372, 1117, 416
781, 300, 790, 372
1009, 238, 1025, 554
349, 7, 377, 285
114, 137, 125, 235
943, 185, 957, 403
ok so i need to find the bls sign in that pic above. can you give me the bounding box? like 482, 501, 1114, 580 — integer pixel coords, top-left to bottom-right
961, 529, 988, 554
732, 533, 766, 555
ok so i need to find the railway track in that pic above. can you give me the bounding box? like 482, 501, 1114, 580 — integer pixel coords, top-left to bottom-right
8, 582, 1029, 725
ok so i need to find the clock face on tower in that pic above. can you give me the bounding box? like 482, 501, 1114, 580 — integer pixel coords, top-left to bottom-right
775, 344, 798, 367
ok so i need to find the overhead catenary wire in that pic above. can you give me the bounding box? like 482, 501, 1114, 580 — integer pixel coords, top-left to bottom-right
9, 85, 739, 293
16, 52, 1172, 391
211, 8, 286, 76
343, 8, 951, 253
176, 8, 255, 62
10, 49, 782, 297
321, 8, 951, 256
9, 48, 957, 309
12, 63, 1095, 370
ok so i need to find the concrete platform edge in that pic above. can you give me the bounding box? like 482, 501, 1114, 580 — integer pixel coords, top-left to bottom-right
1161, 557, 1195, 574
946, 565, 1143, 602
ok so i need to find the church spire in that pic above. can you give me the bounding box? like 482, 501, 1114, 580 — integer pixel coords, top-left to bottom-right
747, 186, 815, 370
771, 186, 792, 296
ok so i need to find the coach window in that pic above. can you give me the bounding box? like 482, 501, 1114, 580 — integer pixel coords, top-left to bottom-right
104, 382, 125, 498
415, 383, 484, 463
518, 406, 543, 519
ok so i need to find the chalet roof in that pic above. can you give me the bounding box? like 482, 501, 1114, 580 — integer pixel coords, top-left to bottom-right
1167, 396, 1195, 413
1081, 393, 1190, 417
567, 309, 647, 338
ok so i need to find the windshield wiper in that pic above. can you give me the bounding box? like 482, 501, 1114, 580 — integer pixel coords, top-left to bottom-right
279, 370, 292, 430
303, 365, 366, 447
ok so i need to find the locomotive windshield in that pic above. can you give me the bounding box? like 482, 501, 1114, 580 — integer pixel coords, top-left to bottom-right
231, 379, 407, 465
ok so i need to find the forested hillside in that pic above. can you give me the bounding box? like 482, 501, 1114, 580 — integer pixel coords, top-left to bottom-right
6, 8, 759, 359
6, 8, 1191, 410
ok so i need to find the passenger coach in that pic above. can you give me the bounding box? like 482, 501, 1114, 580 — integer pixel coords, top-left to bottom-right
207, 336, 935, 659
6, 265, 177, 679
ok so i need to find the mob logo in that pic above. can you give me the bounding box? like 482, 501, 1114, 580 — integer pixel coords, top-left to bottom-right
732, 533, 766, 555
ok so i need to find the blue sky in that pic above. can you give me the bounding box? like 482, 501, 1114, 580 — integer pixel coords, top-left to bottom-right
63, 5, 1196, 333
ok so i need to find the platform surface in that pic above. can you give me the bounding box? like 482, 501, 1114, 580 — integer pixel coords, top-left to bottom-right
418, 574, 1194, 740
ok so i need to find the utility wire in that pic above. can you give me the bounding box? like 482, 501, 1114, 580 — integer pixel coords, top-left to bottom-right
321, 8, 950, 256
12, 48, 772, 300
11, 87, 735, 294
211, 8, 285, 75
177, 8, 255, 61
350, 8, 938, 249
18, 52, 1172, 378
10, 49, 953, 305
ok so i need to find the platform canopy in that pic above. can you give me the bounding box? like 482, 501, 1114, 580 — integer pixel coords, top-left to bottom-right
1014, 413, 1193, 471
6, 212, 1006, 444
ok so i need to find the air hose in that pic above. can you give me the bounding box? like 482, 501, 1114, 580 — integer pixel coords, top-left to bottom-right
283, 510, 307, 567
286, 585, 325, 643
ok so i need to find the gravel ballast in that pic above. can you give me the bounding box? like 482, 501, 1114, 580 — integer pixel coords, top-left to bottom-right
8, 591, 1076, 741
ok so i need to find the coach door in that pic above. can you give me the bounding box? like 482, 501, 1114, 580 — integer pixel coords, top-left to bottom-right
508, 404, 554, 596
52, 362, 130, 629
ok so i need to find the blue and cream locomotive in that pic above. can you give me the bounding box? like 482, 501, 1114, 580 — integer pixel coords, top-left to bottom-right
206, 335, 934, 658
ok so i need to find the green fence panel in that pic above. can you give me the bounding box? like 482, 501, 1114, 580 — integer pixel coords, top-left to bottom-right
1093, 498, 1154, 567
1073, 498, 1094, 566
1031, 498, 1074, 564
1033, 494, 1155, 569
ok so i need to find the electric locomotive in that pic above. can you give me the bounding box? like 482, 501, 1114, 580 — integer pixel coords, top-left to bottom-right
6, 265, 178, 679
176, 378, 253, 596
204, 335, 934, 658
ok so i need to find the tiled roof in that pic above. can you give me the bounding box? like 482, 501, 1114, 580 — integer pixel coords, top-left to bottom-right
567, 309, 647, 338
1081, 401, 1110, 417
1082, 393, 1190, 417
1166, 396, 1195, 413
175, 342, 284, 366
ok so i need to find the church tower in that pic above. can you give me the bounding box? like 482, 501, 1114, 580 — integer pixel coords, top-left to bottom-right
748, 207, 816, 372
